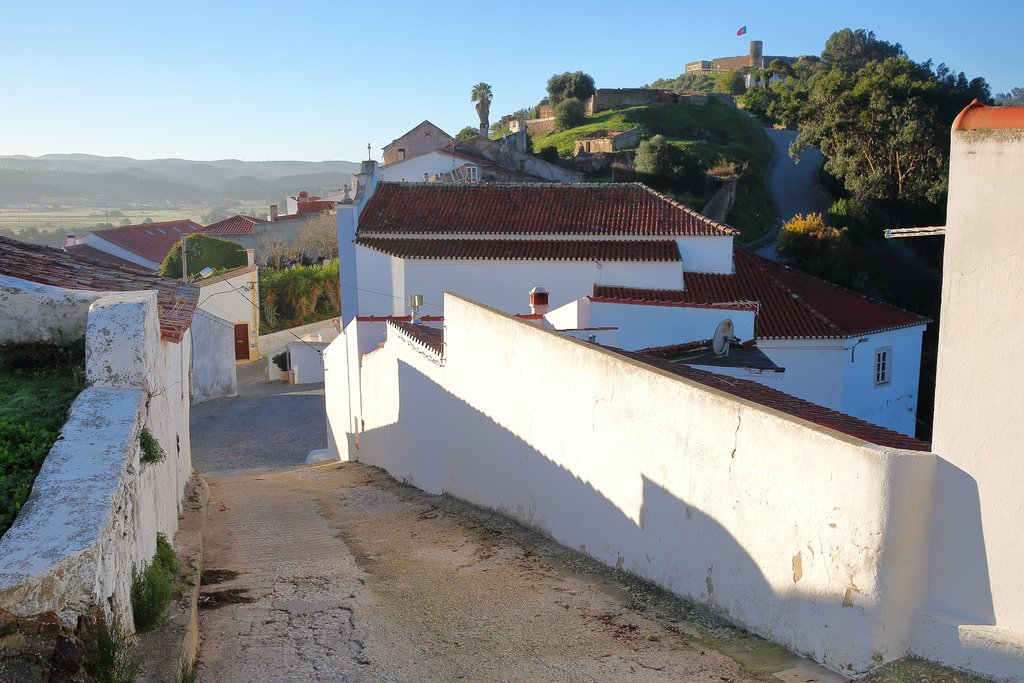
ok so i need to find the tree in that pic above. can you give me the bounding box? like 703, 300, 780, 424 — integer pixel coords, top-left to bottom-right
160, 233, 248, 279
471, 82, 493, 137
777, 213, 853, 276
546, 71, 595, 106
489, 107, 537, 138
633, 135, 707, 195
554, 98, 586, 131
260, 237, 300, 270
294, 211, 338, 261
770, 55, 983, 218
739, 87, 778, 123
820, 28, 903, 72
455, 126, 478, 141
713, 70, 745, 95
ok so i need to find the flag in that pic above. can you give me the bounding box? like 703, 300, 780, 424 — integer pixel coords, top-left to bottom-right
736, 26, 747, 36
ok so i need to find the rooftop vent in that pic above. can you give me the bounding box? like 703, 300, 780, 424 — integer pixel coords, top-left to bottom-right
529, 286, 549, 315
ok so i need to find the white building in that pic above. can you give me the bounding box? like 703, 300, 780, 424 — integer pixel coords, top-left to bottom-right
337, 161, 926, 435
65, 219, 204, 272
195, 264, 260, 362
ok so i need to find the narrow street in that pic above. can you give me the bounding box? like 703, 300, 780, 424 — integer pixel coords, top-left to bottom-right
189, 365, 803, 682
190, 363, 975, 682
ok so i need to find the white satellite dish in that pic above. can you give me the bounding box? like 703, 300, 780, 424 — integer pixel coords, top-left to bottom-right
712, 319, 734, 356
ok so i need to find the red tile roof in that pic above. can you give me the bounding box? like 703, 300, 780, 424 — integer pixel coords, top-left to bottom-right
64, 243, 145, 270
594, 248, 929, 339
0, 236, 198, 342
202, 215, 266, 235
953, 100, 1024, 130
90, 219, 203, 264
358, 183, 736, 237
388, 320, 444, 355
356, 237, 682, 262
608, 345, 930, 451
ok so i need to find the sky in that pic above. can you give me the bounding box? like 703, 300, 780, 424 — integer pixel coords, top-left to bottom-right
0, 0, 1017, 163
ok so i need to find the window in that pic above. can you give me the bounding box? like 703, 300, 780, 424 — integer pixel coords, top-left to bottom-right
465, 165, 480, 183
875, 347, 892, 386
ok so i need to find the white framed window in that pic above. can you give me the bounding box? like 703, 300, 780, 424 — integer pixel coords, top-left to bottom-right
465, 165, 480, 183
875, 346, 892, 386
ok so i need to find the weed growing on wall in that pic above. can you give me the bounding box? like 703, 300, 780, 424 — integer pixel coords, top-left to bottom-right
139, 427, 165, 465
83, 618, 142, 683
130, 533, 179, 632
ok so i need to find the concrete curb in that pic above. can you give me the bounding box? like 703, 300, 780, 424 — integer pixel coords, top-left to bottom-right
138, 472, 210, 683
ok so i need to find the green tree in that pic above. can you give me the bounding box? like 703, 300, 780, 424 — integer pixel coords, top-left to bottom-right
489, 107, 537, 138
546, 71, 595, 106
160, 233, 247, 279
713, 70, 745, 95
455, 126, 478, 141
777, 213, 853, 276
470, 82, 493, 137
554, 98, 586, 131
645, 72, 718, 94
634, 135, 707, 195
820, 28, 903, 72
739, 87, 778, 122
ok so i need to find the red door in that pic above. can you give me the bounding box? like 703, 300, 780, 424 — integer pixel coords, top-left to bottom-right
233, 324, 249, 361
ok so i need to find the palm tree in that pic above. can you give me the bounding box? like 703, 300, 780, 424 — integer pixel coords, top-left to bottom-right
470, 82, 493, 137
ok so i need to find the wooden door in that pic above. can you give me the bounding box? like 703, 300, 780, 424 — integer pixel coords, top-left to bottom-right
233, 324, 249, 361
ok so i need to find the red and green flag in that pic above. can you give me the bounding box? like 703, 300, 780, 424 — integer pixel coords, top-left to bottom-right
736, 26, 747, 36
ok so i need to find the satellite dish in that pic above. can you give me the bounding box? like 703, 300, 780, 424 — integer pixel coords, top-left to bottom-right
712, 319, 734, 356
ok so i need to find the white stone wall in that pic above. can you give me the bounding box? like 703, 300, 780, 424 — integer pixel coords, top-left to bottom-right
325, 294, 936, 676
0, 275, 104, 344
191, 309, 238, 403
0, 285, 192, 631
912, 122, 1024, 681
288, 340, 328, 384
197, 269, 259, 358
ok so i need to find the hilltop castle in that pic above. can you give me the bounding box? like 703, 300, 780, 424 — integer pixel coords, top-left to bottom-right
685, 40, 800, 74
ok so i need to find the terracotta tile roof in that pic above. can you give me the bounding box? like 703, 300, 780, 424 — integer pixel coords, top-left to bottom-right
358, 182, 736, 237
356, 237, 682, 262
0, 236, 198, 342
202, 215, 266, 235
90, 219, 203, 264
608, 345, 930, 451
594, 248, 929, 339
64, 243, 145, 270
388, 320, 444, 355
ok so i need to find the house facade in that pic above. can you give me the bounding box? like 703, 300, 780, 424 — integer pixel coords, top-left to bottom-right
381, 120, 454, 165
195, 264, 261, 361
573, 128, 640, 154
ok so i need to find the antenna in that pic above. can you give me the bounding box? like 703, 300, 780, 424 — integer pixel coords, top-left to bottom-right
712, 319, 735, 356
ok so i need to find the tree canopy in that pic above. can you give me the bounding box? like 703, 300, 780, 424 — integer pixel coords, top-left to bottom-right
713, 70, 745, 95
471, 82, 493, 137
455, 126, 478, 141
546, 71, 595, 106
633, 135, 707, 196
553, 98, 586, 131
160, 233, 247, 279
820, 28, 903, 72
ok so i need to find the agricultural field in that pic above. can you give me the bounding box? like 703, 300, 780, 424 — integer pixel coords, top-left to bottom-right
0, 201, 266, 233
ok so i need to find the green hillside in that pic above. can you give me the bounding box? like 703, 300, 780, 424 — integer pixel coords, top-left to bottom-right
531, 99, 775, 241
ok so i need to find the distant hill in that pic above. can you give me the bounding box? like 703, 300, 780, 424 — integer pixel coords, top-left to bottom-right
0, 154, 361, 205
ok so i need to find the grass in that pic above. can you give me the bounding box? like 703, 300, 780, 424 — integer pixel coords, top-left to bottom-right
83, 618, 142, 683
0, 340, 86, 538
131, 533, 179, 632
139, 427, 166, 465
530, 100, 775, 242
0, 201, 261, 232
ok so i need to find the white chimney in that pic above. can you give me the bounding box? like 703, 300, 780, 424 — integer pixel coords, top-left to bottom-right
65, 232, 76, 248
529, 286, 549, 315
245, 248, 255, 266
269, 204, 279, 222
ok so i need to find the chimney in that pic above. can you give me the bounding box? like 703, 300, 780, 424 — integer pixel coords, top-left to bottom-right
245, 249, 255, 266
269, 204, 279, 222
529, 286, 549, 315
65, 231, 76, 248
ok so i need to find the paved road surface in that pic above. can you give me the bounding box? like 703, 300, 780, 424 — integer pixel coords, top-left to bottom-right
757, 129, 831, 260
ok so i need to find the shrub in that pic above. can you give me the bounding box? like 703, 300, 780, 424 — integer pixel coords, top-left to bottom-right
159, 234, 247, 279
272, 351, 290, 372
554, 98, 586, 131
777, 213, 852, 276
83, 618, 142, 683
139, 427, 165, 465
131, 533, 178, 632
546, 71, 595, 106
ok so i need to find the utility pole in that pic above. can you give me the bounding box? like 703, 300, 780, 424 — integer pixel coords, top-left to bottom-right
181, 236, 188, 282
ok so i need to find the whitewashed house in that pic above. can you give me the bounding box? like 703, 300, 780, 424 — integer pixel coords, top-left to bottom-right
336, 160, 926, 435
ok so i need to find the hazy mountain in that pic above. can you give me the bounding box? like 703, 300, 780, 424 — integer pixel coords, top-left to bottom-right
0, 154, 361, 205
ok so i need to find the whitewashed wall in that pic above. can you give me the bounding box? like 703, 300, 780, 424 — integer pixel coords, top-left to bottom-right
756, 325, 924, 437
191, 309, 237, 403
380, 150, 481, 183
547, 297, 756, 351
676, 235, 734, 274
353, 246, 685, 317
288, 340, 328, 384
325, 294, 936, 676
0, 275, 103, 344
912, 120, 1024, 681
197, 269, 259, 346
78, 233, 159, 271
0, 287, 192, 631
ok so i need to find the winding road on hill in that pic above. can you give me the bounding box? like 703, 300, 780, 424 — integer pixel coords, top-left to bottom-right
756, 128, 831, 260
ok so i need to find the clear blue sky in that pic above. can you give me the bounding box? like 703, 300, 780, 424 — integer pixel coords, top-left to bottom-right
1, 0, 1016, 163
